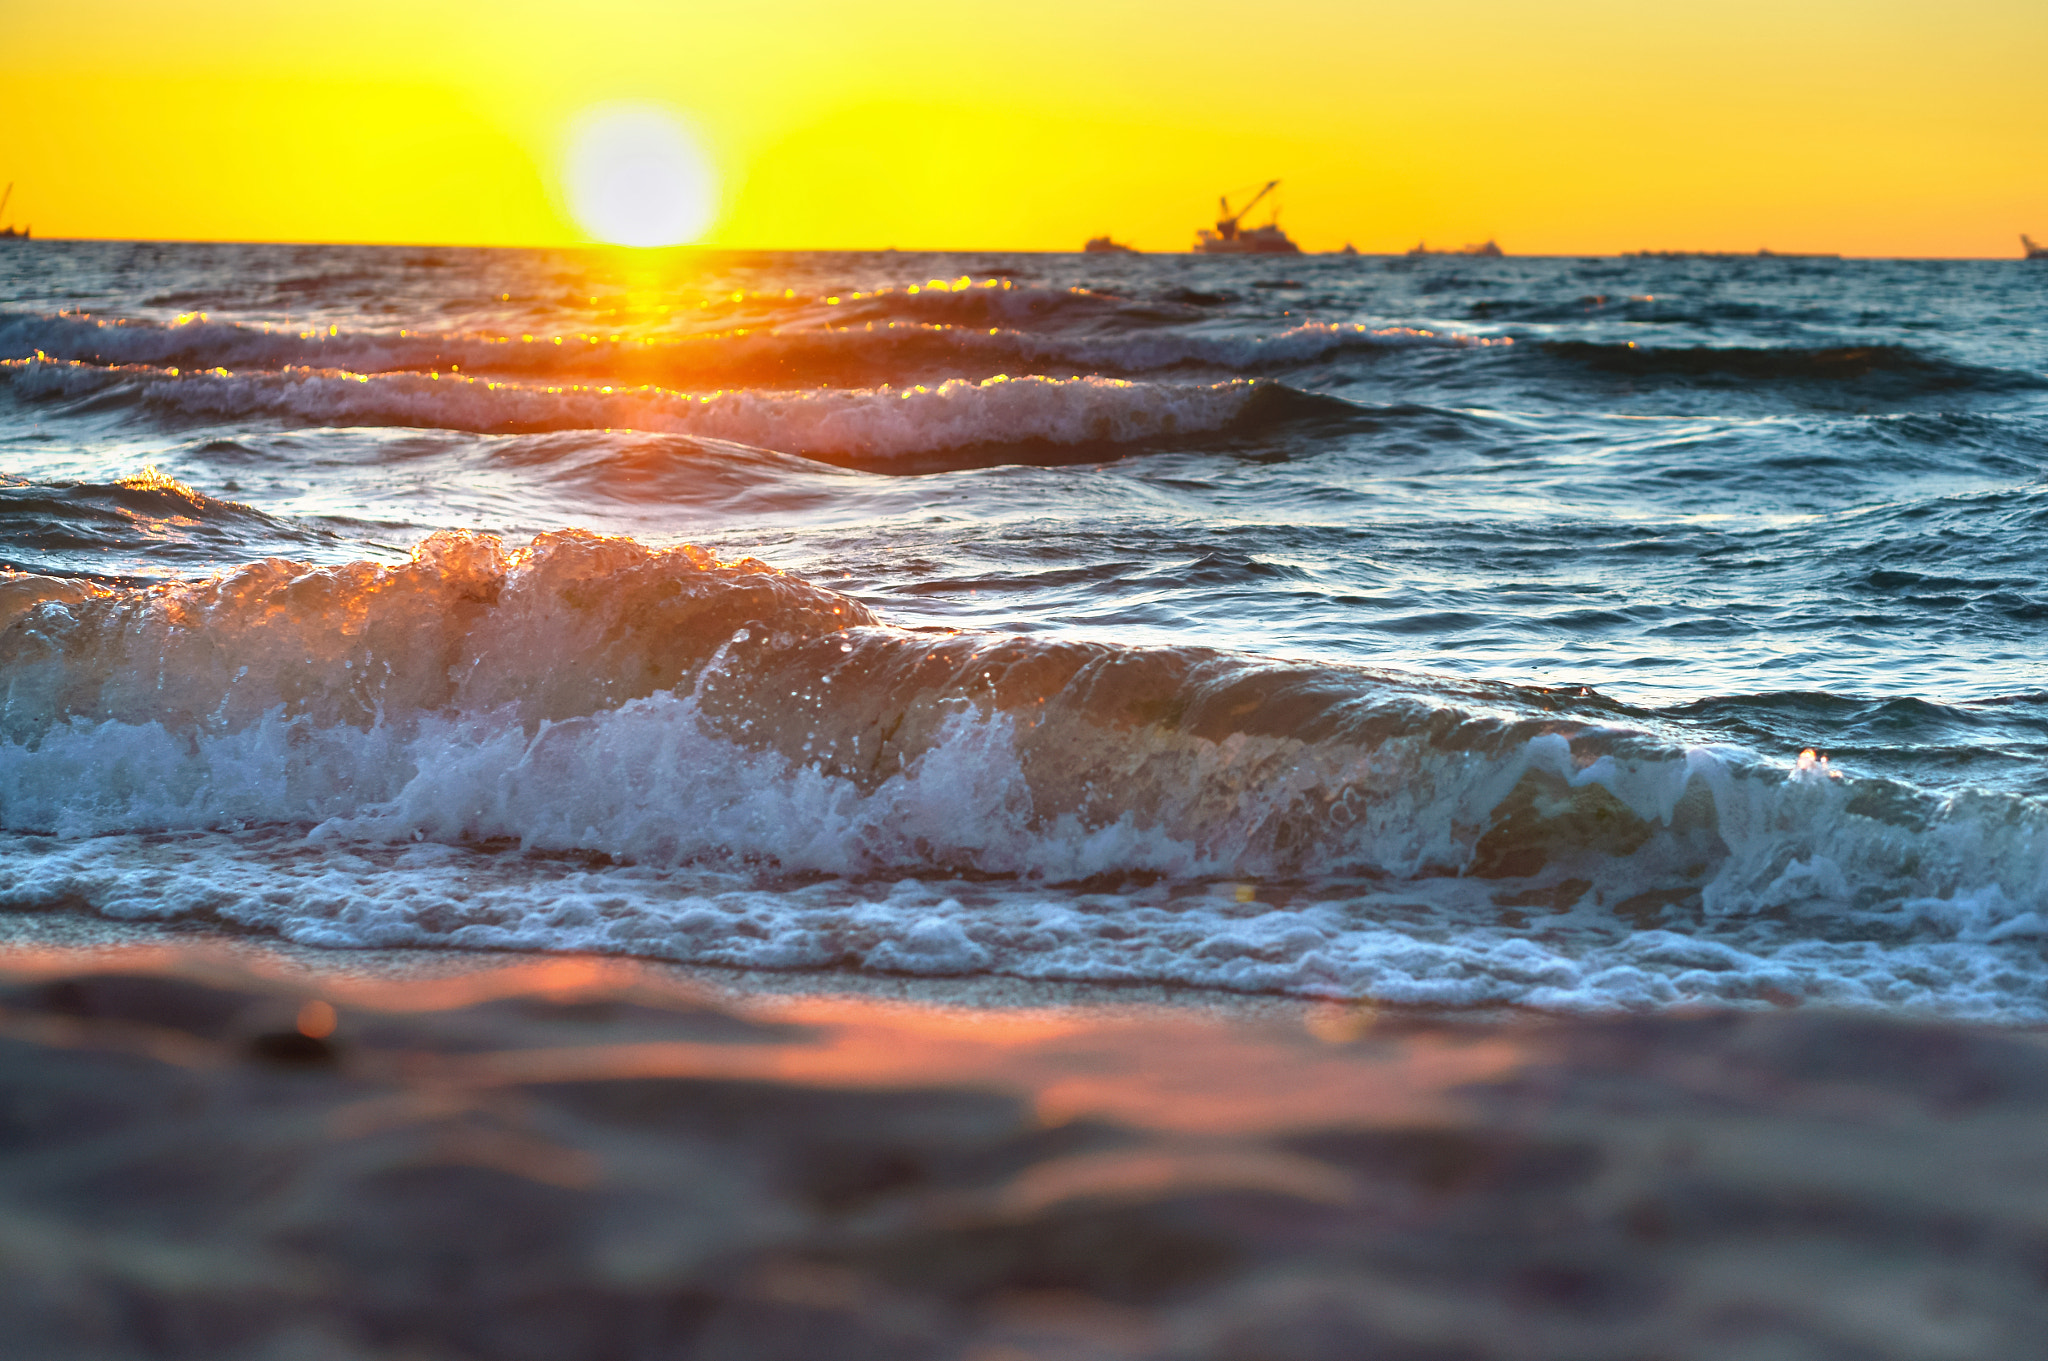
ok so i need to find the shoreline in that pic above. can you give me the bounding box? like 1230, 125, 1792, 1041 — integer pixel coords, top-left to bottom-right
0, 908, 1363, 1024
2, 909, 2037, 1033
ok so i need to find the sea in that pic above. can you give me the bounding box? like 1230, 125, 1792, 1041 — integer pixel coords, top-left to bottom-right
2, 241, 2046, 1018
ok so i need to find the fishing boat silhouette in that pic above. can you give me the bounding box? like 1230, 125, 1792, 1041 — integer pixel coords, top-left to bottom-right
1194, 181, 1299, 255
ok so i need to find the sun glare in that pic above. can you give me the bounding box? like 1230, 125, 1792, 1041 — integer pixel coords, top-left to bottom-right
563, 107, 717, 248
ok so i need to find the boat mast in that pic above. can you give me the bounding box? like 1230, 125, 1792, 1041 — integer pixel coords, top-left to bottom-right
0, 184, 12, 224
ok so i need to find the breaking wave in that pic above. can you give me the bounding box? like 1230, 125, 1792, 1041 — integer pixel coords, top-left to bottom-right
4, 532, 2046, 931
0, 309, 1501, 389
0, 356, 1266, 462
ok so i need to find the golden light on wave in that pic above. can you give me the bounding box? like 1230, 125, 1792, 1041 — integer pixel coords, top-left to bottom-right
562, 106, 717, 248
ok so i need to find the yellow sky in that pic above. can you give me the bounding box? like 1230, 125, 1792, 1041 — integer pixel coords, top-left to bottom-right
4, 0, 2045, 254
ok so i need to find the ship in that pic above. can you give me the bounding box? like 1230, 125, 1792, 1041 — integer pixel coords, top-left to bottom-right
1083, 235, 1137, 254
2025, 234, 2047, 260
0, 183, 28, 241
1194, 181, 1300, 255
1407, 239, 1503, 257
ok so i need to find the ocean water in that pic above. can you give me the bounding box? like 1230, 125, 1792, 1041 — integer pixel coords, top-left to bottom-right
4, 241, 2047, 1017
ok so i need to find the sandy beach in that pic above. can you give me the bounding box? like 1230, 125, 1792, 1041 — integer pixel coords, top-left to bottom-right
4, 920, 2046, 1360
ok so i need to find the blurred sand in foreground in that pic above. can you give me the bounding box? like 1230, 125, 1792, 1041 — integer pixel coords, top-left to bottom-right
1, 920, 2045, 1360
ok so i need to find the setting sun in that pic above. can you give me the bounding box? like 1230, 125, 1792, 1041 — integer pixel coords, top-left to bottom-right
562, 105, 717, 248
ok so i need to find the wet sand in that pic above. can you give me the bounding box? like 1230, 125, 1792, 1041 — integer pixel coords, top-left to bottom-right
2, 918, 2047, 1360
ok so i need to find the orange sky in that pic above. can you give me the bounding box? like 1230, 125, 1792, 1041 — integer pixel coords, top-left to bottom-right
4, 0, 2044, 254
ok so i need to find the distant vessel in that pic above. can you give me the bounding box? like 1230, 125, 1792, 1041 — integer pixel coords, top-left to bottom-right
2025, 234, 2047, 260
1194, 181, 1300, 255
1407, 240, 1503, 257
1083, 235, 1137, 254
0, 183, 28, 241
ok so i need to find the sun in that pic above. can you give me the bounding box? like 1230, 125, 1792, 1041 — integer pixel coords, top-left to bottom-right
562, 106, 718, 248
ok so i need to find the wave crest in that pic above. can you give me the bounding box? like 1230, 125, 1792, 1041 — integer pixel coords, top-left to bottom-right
5, 535, 2048, 936
2, 308, 1501, 389
2, 356, 1262, 461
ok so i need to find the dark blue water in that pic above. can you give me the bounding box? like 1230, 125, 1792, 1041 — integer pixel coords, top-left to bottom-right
4, 242, 2047, 1015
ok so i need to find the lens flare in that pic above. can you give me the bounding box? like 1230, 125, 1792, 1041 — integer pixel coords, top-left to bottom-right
562, 107, 716, 248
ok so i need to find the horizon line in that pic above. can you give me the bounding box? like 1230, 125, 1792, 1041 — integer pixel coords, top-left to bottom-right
5, 235, 2044, 262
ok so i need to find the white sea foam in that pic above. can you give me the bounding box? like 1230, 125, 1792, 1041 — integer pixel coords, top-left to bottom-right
0, 308, 1500, 387
1, 356, 1258, 458
5, 532, 2047, 1018
5, 666, 2048, 1016
3, 781, 2046, 1018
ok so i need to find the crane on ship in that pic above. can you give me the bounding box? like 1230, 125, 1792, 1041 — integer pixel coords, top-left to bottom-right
1194, 180, 1300, 254
1217, 181, 1279, 238
0, 183, 27, 241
